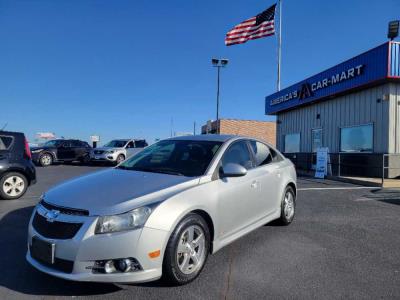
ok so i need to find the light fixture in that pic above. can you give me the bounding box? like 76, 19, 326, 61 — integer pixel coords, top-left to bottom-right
211, 58, 219, 66
388, 20, 399, 40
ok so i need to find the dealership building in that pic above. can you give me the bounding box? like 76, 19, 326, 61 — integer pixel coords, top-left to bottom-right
265, 42, 400, 178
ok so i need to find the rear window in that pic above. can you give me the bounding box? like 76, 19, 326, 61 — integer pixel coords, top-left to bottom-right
0, 136, 14, 150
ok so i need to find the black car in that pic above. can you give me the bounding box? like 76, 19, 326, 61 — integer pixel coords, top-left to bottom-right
31, 139, 92, 167
0, 131, 36, 200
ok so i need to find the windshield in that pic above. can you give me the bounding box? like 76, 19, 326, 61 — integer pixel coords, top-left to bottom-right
103, 140, 128, 148
43, 140, 62, 147
118, 140, 222, 177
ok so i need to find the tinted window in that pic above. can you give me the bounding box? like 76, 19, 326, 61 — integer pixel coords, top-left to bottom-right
119, 140, 222, 177
340, 124, 373, 152
61, 141, 72, 148
0, 136, 13, 150
284, 133, 300, 153
135, 140, 148, 148
126, 141, 135, 148
222, 141, 253, 170
104, 140, 128, 148
249, 141, 272, 167
70, 140, 82, 147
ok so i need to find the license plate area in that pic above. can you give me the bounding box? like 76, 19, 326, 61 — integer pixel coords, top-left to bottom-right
31, 236, 55, 265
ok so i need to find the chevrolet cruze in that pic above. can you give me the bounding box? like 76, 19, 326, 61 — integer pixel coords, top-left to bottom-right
26, 135, 296, 285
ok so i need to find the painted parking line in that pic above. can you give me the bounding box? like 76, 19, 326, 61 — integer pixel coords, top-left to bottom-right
298, 187, 377, 191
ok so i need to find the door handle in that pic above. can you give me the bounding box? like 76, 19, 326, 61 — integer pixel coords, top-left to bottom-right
251, 181, 259, 188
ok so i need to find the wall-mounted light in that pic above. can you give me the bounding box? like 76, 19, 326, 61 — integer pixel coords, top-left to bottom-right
388, 20, 400, 40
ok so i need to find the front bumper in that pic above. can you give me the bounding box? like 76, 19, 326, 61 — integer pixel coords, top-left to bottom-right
26, 206, 170, 283
90, 152, 117, 162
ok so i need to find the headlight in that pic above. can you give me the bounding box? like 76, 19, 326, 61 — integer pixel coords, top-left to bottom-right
95, 206, 153, 234
31, 149, 43, 153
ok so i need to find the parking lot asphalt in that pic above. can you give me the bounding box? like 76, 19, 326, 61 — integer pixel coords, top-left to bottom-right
1, 165, 400, 300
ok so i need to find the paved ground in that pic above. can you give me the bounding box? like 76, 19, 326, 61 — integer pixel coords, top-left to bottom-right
1, 165, 400, 299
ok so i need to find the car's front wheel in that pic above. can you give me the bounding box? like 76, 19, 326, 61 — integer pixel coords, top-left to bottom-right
116, 154, 125, 164
0, 172, 28, 200
163, 213, 210, 285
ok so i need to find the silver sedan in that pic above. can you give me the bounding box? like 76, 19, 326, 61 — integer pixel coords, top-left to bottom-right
26, 135, 296, 285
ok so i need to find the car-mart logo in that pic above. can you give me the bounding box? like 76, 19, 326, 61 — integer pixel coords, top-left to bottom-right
270, 64, 364, 105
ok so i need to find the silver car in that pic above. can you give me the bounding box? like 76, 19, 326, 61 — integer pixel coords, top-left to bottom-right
91, 139, 148, 164
26, 135, 297, 285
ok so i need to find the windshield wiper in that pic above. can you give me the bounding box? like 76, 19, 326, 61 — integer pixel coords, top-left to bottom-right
154, 169, 185, 176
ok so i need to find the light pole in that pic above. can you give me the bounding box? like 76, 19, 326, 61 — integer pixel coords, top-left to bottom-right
211, 58, 229, 133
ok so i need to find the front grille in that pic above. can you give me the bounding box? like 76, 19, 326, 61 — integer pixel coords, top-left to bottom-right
32, 213, 83, 239
94, 150, 104, 154
30, 246, 74, 273
40, 200, 89, 216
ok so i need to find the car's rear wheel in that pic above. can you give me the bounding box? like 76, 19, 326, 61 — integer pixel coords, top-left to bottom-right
163, 213, 210, 285
39, 153, 53, 167
277, 185, 296, 225
0, 172, 28, 200
116, 154, 125, 164
80, 154, 91, 164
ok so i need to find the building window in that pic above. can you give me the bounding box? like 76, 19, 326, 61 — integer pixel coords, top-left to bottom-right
312, 129, 322, 152
284, 133, 300, 153
340, 124, 373, 152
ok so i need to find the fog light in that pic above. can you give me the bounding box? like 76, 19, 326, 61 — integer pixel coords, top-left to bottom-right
104, 260, 116, 274
117, 258, 132, 273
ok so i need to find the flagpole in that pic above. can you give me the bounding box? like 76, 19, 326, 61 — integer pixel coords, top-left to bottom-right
277, 0, 282, 92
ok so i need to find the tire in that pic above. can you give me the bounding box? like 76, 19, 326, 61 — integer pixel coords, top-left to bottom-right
39, 153, 53, 167
80, 154, 91, 165
0, 172, 28, 200
277, 185, 296, 226
162, 213, 210, 285
116, 154, 125, 164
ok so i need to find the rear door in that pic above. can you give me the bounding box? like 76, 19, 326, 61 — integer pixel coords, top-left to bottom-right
57, 141, 74, 160
248, 140, 283, 216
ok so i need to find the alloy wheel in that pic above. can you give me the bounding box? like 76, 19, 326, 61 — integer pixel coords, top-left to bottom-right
176, 225, 206, 275
2, 175, 25, 197
284, 190, 295, 220
40, 154, 52, 166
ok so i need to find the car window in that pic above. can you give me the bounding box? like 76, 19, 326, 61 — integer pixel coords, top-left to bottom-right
0, 136, 13, 150
119, 140, 222, 177
221, 140, 253, 170
135, 140, 147, 148
126, 141, 135, 148
249, 140, 272, 167
70, 140, 81, 147
62, 141, 71, 148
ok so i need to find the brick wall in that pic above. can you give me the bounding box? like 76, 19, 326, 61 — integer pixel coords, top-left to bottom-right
201, 119, 276, 146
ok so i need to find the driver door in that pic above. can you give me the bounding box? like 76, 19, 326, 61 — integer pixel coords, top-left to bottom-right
57, 141, 74, 160
215, 140, 262, 241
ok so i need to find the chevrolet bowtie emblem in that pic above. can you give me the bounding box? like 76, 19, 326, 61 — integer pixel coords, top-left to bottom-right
45, 209, 60, 223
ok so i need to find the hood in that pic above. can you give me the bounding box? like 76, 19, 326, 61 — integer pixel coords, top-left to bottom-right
43, 168, 200, 216
31, 146, 52, 151
93, 147, 124, 151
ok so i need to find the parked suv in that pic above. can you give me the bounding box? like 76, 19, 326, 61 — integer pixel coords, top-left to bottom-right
31, 139, 92, 167
91, 139, 148, 164
0, 131, 36, 200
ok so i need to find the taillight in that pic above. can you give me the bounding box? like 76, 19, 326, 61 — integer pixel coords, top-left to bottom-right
24, 138, 32, 159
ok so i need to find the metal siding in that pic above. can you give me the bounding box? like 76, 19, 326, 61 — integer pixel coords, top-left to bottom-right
390, 42, 400, 77
277, 84, 394, 154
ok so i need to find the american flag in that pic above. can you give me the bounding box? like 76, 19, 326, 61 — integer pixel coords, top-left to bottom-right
225, 4, 276, 46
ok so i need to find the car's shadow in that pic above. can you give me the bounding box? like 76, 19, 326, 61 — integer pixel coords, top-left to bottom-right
0, 206, 121, 297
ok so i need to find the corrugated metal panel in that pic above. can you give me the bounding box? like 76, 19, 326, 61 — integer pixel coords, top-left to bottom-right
277, 84, 393, 154
390, 42, 400, 77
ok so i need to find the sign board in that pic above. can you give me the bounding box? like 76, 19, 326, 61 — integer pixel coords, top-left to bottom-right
90, 135, 100, 142
315, 147, 329, 179
36, 132, 55, 140
265, 42, 390, 115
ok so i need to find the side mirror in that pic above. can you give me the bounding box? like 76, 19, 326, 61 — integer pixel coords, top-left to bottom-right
220, 163, 247, 178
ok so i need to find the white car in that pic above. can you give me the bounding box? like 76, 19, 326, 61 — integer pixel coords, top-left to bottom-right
91, 139, 148, 164
26, 135, 297, 285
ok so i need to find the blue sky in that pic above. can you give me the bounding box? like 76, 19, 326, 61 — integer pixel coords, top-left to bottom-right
0, 0, 399, 144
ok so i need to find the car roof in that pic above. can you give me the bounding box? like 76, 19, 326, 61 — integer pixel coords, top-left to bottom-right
167, 134, 240, 142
